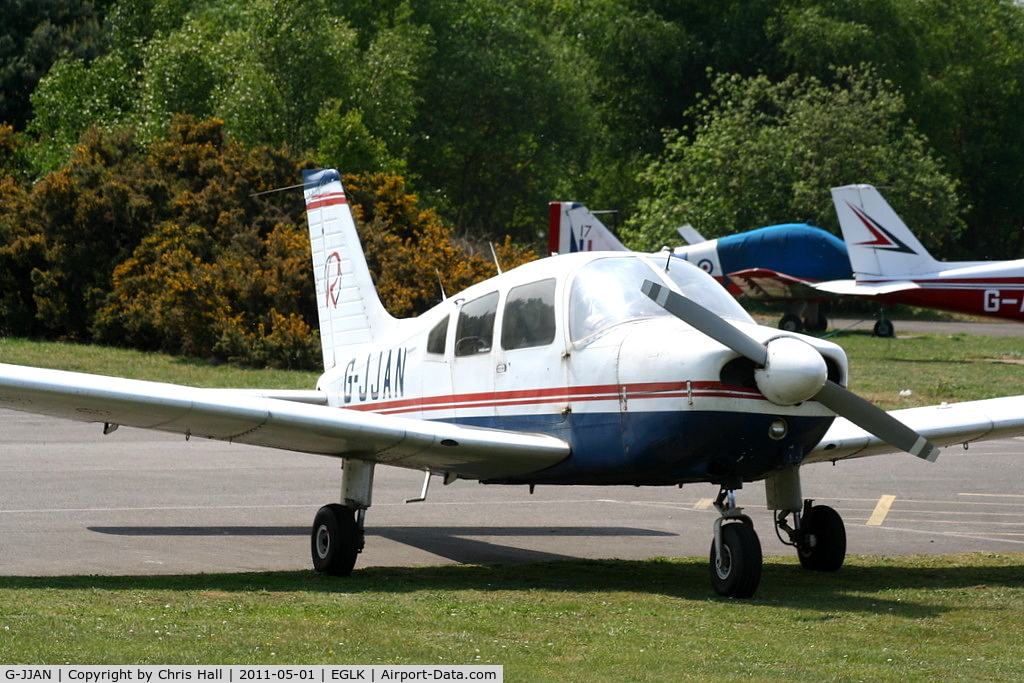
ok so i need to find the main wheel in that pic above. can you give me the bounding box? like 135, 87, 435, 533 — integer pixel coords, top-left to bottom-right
804, 312, 828, 333
709, 522, 763, 598
778, 314, 804, 332
311, 503, 363, 576
873, 319, 895, 338
797, 504, 846, 572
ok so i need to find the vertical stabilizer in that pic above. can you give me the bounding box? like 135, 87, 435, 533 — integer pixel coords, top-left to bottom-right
831, 184, 941, 278
548, 201, 627, 254
303, 169, 396, 370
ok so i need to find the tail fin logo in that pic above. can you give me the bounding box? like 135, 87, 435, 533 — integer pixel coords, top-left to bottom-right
569, 227, 591, 252
325, 252, 343, 308
847, 203, 917, 255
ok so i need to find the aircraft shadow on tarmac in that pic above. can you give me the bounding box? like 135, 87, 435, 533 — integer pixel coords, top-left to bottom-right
88, 525, 677, 565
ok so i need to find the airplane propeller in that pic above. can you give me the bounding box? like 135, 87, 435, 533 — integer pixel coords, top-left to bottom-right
641, 280, 940, 462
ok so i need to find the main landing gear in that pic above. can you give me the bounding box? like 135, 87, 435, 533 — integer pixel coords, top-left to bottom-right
776, 500, 846, 572
311, 458, 374, 576
872, 306, 895, 338
778, 302, 829, 334
710, 468, 847, 598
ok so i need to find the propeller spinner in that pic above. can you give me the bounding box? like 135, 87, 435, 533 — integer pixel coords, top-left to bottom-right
641, 279, 939, 462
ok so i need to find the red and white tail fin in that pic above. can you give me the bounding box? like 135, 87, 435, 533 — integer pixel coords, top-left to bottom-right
831, 184, 941, 278
303, 169, 397, 370
547, 201, 628, 255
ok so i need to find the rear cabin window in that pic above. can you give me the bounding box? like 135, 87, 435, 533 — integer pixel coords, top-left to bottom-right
455, 292, 498, 356
427, 315, 449, 355
501, 279, 557, 350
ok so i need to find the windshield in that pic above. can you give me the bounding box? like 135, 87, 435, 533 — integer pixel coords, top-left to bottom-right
568, 256, 752, 342
662, 256, 753, 323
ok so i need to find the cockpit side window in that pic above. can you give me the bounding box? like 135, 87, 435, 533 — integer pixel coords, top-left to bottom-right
427, 315, 449, 355
455, 292, 498, 356
501, 279, 556, 350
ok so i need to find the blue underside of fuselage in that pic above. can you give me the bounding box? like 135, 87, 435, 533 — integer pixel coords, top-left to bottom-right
449, 411, 835, 487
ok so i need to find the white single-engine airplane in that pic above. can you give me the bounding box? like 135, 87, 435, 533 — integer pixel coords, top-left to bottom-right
821, 184, 1024, 336
2, 169, 1024, 598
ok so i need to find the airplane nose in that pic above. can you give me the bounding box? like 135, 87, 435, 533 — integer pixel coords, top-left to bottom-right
754, 337, 827, 406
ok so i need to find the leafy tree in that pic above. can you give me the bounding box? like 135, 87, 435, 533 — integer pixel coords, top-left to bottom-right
22, 125, 152, 337
0, 0, 108, 130
26, 50, 138, 172
405, 0, 596, 240
91, 117, 316, 365
622, 68, 963, 253
771, 0, 1024, 257
345, 172, 535, 318
0, 126, 43, 334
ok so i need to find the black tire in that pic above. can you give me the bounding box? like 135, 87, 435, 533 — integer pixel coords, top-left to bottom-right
797, 504, 846, 572
709, 522, 763, 598
311, 504, 362, 576
873, 319, 895, 338
778, 314, 803, 332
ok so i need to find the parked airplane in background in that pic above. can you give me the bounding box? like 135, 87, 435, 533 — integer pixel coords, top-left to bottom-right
3, 170, 1024, 598
823, 185, 1024, 336
549, 201, 852, 332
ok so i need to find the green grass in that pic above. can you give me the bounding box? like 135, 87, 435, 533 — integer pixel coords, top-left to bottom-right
0, 337, 319, 389
1, 556, 1023, 678
2, 334, 1023, 676
825, 330, 1024, 409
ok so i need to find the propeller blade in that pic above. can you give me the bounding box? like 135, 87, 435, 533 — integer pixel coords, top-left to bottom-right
815, 382, 939, 462
641, 280, 768, 365
641, 278, 940, 462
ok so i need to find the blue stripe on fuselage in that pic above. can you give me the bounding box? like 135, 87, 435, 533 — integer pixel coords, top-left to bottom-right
447, 410, 834, 486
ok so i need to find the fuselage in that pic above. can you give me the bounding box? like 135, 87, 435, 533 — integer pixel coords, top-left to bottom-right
672, 224, 852, 295
862, 259, 1024, 321
316, 252, 846, 487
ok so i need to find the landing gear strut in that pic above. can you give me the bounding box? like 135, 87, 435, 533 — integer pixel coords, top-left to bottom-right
766, 465, 847, 578
709, 488, 762, 598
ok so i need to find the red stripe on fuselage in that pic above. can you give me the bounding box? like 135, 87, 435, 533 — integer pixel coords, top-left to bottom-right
340, 381, 764, 416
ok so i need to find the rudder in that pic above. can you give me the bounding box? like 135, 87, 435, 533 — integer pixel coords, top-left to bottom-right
831, 184, 940, 277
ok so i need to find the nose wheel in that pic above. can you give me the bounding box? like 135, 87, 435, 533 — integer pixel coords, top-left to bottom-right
709, 488, 763, 598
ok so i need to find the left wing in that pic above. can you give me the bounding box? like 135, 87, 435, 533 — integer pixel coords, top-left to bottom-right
806, 396, 1024, 464
813, 278, 922, 297
0, 363, 570, 480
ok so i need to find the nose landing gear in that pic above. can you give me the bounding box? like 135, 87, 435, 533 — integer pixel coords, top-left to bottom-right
710, 488, 763, 598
